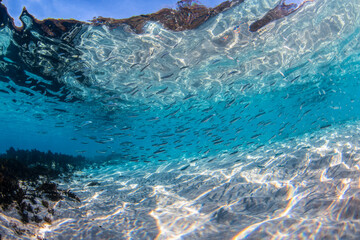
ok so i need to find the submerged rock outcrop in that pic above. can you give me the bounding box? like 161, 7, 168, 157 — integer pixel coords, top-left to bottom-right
0, 148, 83, 229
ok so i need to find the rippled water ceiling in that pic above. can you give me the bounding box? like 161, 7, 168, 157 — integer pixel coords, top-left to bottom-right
1, 0, 360, 239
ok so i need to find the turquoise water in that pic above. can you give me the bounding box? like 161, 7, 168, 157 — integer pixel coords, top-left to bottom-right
1, 0, 360, 239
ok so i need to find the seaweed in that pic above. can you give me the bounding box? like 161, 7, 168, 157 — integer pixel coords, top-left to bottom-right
0, 147, 84, 226
1, 147, 87, 179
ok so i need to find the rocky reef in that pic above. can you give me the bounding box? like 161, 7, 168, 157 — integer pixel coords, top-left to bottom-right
0, 147, 84, 236
90, 0, 243, 33
1, 0, 242, 36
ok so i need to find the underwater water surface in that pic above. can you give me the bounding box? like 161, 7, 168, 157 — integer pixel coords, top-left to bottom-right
1, 0, 360, 239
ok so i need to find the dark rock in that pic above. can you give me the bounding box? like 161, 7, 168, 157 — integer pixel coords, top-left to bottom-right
48, 208, 55, 215
90, 0, 243, 33
250, 0, 313, 32
88, 181, 101, 186
41, 200, 49, 208
37, 182, 58, 193
31, 215, 42, 223
64, 190, 81, 202
1, 1, 243, 36
11, 223, 27, 236
26, 203, 34, 213
212, 207, 234, 224
0, 147, 87, 180
0, 148, 84, 225
34, 207, 40, 214
20, 210, 29, 224
44, 216, 52, 224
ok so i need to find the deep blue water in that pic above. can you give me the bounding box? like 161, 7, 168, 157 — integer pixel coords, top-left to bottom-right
1, 0, 360, 239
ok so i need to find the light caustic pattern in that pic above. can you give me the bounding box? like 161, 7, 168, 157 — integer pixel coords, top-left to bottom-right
1, 0, 360, 238
2, 122, 359, 239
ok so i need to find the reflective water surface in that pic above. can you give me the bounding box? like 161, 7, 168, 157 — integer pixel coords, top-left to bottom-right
1, 0, 360, 239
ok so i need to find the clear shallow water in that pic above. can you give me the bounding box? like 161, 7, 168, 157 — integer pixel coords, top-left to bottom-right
34, 124, 360, 239
1, 0, 360, 239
